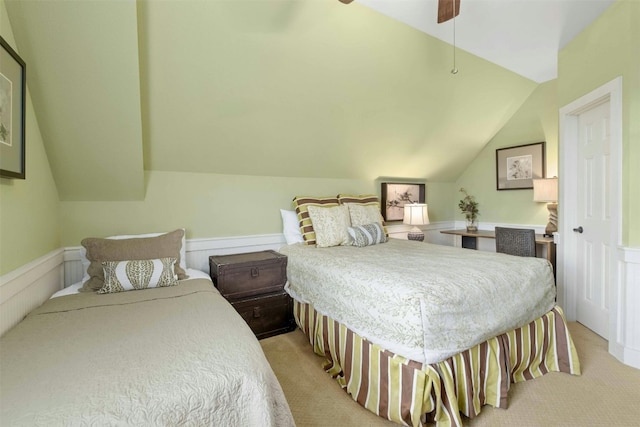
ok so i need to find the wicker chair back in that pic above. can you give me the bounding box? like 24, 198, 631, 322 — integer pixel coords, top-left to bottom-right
495, 227, 536, 257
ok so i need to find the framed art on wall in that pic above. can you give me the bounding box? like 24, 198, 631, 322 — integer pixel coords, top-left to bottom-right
0, 36, 26, 179
496, 142, 545, 190
381, 182, 425, 221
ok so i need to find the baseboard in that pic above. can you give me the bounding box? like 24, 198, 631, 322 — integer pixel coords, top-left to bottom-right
613, 246, 640, 369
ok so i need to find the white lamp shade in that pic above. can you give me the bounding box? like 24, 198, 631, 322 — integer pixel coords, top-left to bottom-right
403, 203, 430, 225
533, 178, 558, 202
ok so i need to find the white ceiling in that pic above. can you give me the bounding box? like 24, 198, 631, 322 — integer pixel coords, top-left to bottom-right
357, 0, 616, 83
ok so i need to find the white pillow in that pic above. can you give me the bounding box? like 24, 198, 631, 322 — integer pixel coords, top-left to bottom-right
280, 209, 304, 245
307, 205, 351, 248
79, 229, 187, 283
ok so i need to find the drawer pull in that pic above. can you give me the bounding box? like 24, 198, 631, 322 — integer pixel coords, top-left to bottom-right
253, 307, 261, 318
251, 267, 259, 277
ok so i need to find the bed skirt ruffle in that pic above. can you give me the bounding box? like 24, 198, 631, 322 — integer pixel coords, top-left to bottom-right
293, 300, 580, 427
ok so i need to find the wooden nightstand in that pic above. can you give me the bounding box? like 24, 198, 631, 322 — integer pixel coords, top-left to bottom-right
209, 250, 295, 339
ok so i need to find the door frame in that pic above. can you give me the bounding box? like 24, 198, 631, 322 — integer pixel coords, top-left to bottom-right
558, 77, 622, 337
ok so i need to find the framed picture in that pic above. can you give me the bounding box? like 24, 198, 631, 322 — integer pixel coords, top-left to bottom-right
381, 182, 425, 221
496, 142, 545, 190
0, 36, 26, 179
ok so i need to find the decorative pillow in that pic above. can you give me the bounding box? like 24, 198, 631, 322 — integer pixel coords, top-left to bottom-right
79, 229, 187, 284
337, 194, 380, 205
307, 205, 351, 248
348, 223, 388, 247
280, 209, 304, 245
338, 194, 389, 236
345, 203, 385, 227
99, 257, 178, 294
81, 229, 187, 292
292, 196, 340, 245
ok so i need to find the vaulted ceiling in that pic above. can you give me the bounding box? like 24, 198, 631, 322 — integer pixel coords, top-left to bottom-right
5, 0, 610, 201
358, 0, 616, 83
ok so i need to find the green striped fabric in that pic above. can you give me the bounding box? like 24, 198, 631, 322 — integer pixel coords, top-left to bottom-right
292, 196, 339, 245
293, 300, 581, 427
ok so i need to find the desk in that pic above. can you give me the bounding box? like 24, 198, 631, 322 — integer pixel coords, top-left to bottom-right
440, 229, 556, 274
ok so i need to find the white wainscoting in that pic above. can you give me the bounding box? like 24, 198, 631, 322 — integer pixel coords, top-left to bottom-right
613, 246, 640, 369
0, 249, 64, 337
62, 222, 457, 286
5, 223, 640, 369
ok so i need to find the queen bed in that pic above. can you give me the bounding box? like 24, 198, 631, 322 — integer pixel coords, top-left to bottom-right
279, 195, 581, 427
0, 230, 295, 426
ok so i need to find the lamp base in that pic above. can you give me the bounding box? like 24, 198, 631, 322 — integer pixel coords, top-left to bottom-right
545, 202, 558, 238
407, 227, 424, 242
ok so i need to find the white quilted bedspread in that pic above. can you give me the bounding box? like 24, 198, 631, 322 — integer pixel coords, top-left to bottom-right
280, 239, 556, 364
0, 278, 295, 426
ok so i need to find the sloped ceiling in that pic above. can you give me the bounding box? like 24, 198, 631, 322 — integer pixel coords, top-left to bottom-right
358, 0, 616, 83
7, 0, 537, 201
5, 0, 144, 201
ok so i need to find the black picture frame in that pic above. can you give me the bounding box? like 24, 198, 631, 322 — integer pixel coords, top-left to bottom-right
496, 142, 545, 190
0, 36, 26, 179
381, 182, 425, 221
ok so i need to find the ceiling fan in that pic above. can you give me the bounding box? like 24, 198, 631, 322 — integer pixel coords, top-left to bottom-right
437, 0, 460, 23
338, 0, 460, 23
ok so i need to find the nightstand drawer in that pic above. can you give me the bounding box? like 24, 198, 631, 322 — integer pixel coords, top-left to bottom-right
231, 292, 295, 340
209, 250, 287, 300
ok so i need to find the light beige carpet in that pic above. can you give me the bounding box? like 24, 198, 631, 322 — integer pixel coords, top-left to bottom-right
260, 322, 640, 426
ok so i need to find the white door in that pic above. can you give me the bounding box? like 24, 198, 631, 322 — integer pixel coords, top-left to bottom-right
575, 100, 611, 339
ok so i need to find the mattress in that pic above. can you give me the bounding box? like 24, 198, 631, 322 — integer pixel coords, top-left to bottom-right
1, 276, 295, 426
280, 239, 556, 364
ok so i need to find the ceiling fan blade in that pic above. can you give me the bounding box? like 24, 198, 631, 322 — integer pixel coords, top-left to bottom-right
438, 0, 460, 23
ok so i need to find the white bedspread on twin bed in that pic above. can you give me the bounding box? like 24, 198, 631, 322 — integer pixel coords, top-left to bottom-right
280, 239, 556, 364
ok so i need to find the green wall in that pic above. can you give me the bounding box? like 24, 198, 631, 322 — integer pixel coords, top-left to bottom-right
558, 0, 640, 246
58, 171, 454, 246
7, 0, 637, 279
455, 80, 558, 226
0, 0, 60, 275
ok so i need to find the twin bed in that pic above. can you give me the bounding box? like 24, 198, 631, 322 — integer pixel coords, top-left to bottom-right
0, 231, 295, 426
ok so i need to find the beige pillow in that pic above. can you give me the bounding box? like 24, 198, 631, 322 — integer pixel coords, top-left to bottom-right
99, 258, 178, 294
338, 194, 389, 237
346, 203, 385, 227
307, 205, 351, 248
81, 229, 187, 292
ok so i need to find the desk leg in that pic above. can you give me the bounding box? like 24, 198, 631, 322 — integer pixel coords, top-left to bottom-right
548, 242, 557, 279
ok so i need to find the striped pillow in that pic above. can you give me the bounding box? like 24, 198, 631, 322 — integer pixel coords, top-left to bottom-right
292, 196, 340, 245
348, 223, 387, 247
337, 194, 380, 205
99, 257, 178, 294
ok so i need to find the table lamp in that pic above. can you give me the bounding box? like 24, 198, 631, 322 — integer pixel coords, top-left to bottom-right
533, 177, 558, 237
403, 203, 430, 242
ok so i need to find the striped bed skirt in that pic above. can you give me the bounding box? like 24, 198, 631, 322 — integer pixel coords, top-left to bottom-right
293, 300, 581, 427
